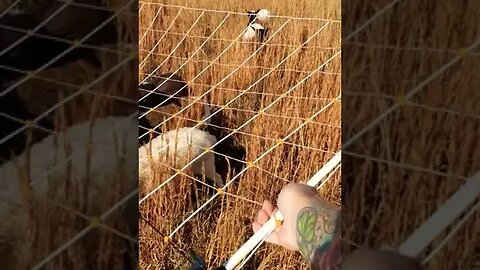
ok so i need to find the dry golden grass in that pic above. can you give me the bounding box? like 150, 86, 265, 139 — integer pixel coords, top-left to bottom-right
139, 0, 340, 269
343, 0, 480, 269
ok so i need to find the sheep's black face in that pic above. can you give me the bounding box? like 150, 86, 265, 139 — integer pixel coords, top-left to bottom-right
247, 11, 257, 25
0, 88, 52, 164
204, 111, 248, 183
139, 83, 176, 108
139, 82, 156, 92
157, 73, 190, 97
138, 73, 189, 109
138, 82, 156, 105
214, 144, 247, 183
246, 9, 261, 25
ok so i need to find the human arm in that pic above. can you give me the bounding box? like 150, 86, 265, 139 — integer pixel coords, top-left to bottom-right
252, 183, 340, 269
295, 196, 341, 269
253, 183, 422, 270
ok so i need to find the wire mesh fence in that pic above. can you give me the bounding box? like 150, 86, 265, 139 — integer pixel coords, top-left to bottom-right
342, 0, 480, 269
139, 1, 480, 270
0, 0, 138, 268
138, 2, 341, 269
0, 0, 478, 269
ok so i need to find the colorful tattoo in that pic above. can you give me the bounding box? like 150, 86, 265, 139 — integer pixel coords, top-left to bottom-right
296, 204, 340, 270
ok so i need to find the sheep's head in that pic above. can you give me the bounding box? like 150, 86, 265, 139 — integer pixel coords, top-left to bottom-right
142, 99, 208, 133
245, 9, 271, 25
139, 73, 210, 133
139, 73, 191, 107
246, 9, 260, 24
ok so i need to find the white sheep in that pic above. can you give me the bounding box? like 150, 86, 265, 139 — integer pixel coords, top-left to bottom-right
139, 127, 223, 188
0, 116, 137, 268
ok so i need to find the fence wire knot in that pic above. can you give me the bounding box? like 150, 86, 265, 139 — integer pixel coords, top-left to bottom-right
89, 216, 101, 227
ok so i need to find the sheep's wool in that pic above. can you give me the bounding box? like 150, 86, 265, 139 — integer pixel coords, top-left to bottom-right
242, 26, 257, 41
242, 23, 265, 42
139, 127, 223, 187
256, 9, 271, 23
0, 116, 137, 268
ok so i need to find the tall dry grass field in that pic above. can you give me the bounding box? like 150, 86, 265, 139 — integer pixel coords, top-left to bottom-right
139, 0, 341, 269
343, 0, 480, 269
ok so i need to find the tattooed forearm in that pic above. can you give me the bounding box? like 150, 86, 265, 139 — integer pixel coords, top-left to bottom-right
296, 202, 340, 269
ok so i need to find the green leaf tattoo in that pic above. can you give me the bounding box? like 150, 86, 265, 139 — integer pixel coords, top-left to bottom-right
298, 209, 317, 242
296, 204, 339, 263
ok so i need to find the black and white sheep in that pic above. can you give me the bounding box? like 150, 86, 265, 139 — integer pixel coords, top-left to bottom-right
138, 73, 226, 187
137, 73, 250, 189
139, 127, 224, 188
242, 9, 271, 42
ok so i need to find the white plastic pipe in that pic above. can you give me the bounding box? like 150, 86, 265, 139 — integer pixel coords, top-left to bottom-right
306, 151, 342, 187
223, 151, 342, 270
398, 170, 480, 257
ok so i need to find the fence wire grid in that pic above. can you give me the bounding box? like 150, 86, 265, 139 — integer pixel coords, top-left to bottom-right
0, 0, 478, 269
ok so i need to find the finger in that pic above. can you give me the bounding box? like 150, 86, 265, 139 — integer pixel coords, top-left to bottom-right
256, 209, 270, 224
257, 208, 282, 233
252, 221, 262, 233
262, 200, 275, 216
252, 222, 281, 246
